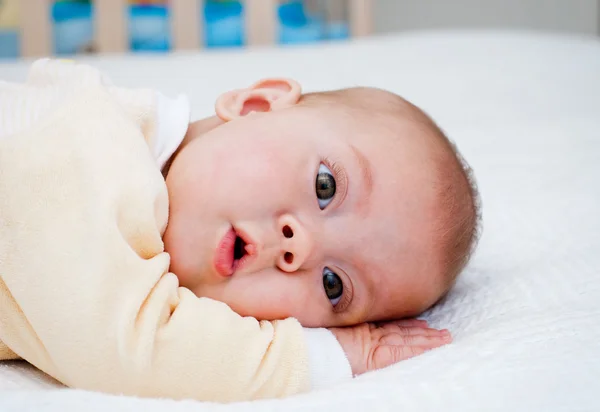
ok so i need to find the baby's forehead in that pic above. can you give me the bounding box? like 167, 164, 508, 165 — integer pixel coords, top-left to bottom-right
305, 90, 439, 143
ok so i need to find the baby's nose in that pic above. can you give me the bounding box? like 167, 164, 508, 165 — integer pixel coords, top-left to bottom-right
276, 214, 314, 273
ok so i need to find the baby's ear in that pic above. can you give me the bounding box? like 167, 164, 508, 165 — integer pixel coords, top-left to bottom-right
215, 78, 302, 121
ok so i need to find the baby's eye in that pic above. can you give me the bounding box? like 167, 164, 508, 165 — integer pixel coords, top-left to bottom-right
322, 267, 343, 306
316, 164, 336, 209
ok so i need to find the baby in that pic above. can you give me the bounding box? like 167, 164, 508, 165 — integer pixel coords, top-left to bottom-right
0, 59, 479, 401
163, 79, 479, 320
163, 79, 479, 326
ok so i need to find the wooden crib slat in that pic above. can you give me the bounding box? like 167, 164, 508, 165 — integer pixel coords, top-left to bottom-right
94, 0, 127, 53
171, 0, 203, 50
349, 0, 372, 37
20, 0, 52, 57
244, 0, 278, 46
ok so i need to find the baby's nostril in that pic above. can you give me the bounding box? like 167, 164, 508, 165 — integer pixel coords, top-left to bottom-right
284, 252, 294, 264
282, 225, 293, 238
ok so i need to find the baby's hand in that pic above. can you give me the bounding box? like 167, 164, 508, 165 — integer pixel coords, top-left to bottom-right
329, 319, 452, 376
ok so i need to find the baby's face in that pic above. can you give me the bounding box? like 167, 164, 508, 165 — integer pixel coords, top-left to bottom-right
164, 104, 444, 327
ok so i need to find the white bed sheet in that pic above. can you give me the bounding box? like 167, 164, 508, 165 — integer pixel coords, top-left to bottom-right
1, 30, 599, 412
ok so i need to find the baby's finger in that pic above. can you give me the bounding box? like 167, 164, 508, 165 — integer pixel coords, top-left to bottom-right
378, 323, 450, 337
380, 332, 452, 348
371, 344, 426, 368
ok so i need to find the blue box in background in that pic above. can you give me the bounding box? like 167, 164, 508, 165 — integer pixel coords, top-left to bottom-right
0, 29, 18, 58
205, 0, 244, 47
52, 1, 93, 54
0, 0, 349, 59
129, 4, 170, 52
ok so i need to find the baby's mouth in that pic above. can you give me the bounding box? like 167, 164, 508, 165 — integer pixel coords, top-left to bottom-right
233, 235, 247, 267
214, 227, 255, 277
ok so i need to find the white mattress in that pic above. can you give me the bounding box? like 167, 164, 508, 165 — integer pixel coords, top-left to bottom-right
1, 30, 599, 411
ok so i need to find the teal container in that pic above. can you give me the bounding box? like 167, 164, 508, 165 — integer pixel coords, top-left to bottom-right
52, 1, 93, 54
0, 29, 18, 58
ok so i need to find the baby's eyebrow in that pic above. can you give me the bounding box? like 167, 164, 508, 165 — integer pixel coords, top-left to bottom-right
350, 144, 373, 214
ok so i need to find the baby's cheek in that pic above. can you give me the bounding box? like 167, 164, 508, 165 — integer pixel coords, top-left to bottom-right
201, 133, 303, 203
230, 163, 296, 213
221, 272, 320, 323
163, 214, 212, 290
164, 230, 194, 287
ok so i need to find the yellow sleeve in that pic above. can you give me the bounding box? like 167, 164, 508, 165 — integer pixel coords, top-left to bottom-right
0, 340, 19, 360
0, 87, 309, 402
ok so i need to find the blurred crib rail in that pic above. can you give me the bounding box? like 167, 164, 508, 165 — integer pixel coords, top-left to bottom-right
19, 0, 373, 57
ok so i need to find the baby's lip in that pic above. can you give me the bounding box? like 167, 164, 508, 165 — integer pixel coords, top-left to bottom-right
214, 226, 256, 277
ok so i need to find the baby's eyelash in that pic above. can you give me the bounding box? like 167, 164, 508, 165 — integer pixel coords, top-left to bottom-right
332, 282, 353, 313
328, 160, 343, 179
322, 157, 349, 204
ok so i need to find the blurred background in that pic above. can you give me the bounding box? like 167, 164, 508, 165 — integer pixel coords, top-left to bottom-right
376, 0, 598, 35
0, 0, 598, 59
